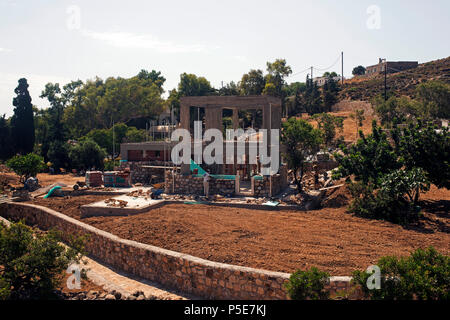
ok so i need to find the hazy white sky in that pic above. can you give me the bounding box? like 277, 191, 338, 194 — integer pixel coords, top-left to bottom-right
0, 0, 449, 115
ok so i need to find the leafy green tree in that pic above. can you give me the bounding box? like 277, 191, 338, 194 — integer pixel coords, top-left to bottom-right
312, 113, 344, 148
415, 80, 450, 119
124, 127, 147, 143
353, 247, 449, 300
373, 95, 421, 127
40, 83, 68, 170
137, 69, 166, 93
392, 122, 450, 189
334, 121, 401, 186
84, 123, 143, 160
334, 121, 447, 223
380, 167, 430, 205
218, 81, 240, 96
284, 82, 306, 97
322, 76, 340, 112
167, 89, 181, 122
0, 115, 13, 160
281, 118, 323, 193
69, 139, 106, 170
302, 75, 323, 115
47, 141, 71, 171
239, 69, 265, 95
264, 59, 292, 98
177, 73, 215, 97
0, 221, 85, 300
6, 153, 45, 183
322, 71, 338, 78
10, 78, 35, 155
352, 65, 366, 76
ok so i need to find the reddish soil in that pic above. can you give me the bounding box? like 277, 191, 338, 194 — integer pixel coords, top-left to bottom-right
29, 195, 111, 219
306, 110, 377, 143
0, 172, 82, 189
26, 188, 450, 276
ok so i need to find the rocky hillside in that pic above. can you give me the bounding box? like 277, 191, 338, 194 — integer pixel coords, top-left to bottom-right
340, 56, 450, 102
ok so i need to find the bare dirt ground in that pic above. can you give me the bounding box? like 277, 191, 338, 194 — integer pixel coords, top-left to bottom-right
0, 172, 81, 189
305, 103, 377, 143
26, 187, 450, 276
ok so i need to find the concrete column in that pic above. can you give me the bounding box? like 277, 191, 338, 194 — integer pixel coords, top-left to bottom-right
205, 106, 222, 132
232, 108, 239, 130
180, 104, 190, 131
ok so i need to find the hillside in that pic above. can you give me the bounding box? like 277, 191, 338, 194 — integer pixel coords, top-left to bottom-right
340, 56, 450, 102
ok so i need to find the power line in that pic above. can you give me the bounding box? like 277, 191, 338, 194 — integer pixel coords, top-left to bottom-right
313, 53, 342, 71
289, 53, 342, 79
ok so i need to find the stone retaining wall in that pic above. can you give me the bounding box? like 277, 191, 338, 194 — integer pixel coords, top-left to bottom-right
118, 161, 170, 184
0, 202, 353, 300
165, 172, 235, 196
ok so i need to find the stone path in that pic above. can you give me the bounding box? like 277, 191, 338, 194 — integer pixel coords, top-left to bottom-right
82, 256, 198, 300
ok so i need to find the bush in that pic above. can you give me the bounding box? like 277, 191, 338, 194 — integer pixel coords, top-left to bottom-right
6, 153, 45, 183
0, 220, 85, 300
347, 180, 419, 224
103, 159, 121, 171
284, 267, 330, 300
353, 247, 450, 300
47, 140, 71, 172
69, 139, 107, 171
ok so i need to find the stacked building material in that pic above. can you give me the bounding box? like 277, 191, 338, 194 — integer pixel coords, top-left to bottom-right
85, 171, 103, 187
103, 171, 131, 188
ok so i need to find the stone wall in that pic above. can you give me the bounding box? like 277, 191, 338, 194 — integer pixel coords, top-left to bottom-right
119, 161, 170, 184
0, 202, 354, 300
251, 166, 288, 198
165, 172, 235, 196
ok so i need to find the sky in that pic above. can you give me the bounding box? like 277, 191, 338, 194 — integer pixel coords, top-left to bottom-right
0, 0, 449, 116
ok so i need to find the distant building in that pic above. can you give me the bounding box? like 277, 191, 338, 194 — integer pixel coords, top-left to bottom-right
366, 58, 418, 75
313, 76, 343, 87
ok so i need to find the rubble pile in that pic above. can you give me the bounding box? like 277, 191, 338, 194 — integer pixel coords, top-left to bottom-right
104, 198, 128, 208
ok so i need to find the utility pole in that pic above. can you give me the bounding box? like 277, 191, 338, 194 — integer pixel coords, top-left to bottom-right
112, 119, 115, 163
341, 51, 344, 85
311, 66, 313, 82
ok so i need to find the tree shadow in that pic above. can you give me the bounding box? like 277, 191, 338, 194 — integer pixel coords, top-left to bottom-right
402, 200, 450, 234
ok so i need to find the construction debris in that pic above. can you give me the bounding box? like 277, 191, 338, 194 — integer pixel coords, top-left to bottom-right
104, 198, 128, 208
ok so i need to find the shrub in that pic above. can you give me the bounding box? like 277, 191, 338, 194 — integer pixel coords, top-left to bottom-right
6, 153, 45, 183
103, 159, 120, 171
353, 247, 449, 300
0, 220, 85, 300
285, 267, 330, 300
69, 139, 107, 171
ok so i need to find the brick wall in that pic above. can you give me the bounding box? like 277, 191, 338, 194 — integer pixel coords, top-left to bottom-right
0, 202, 354, 300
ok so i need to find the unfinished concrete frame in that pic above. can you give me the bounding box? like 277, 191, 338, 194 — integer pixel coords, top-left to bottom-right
179, 95, 282, 175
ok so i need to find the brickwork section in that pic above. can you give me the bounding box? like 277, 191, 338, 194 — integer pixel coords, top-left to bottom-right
0, 202, 353, 300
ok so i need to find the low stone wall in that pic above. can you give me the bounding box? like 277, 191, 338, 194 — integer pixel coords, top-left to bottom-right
119, 161, 170, 184
165, 172, 235, 196
0, 202, 353, 300
252, 167, 288, 197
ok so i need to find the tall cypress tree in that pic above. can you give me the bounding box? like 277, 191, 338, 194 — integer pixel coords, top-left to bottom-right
11, 78, 35, 154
